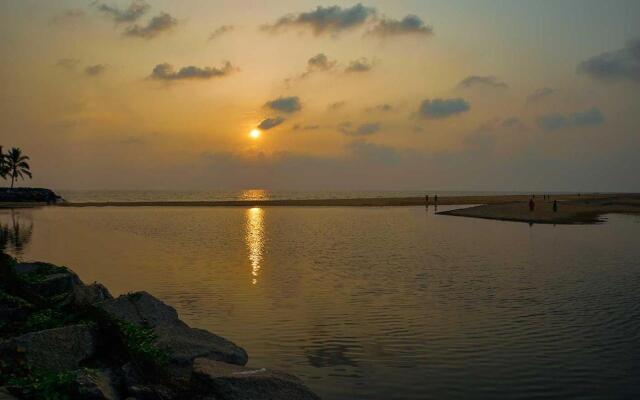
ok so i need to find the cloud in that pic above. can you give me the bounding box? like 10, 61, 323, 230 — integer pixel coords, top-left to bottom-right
209, 25, 234, 41
125, 12, 177, 38
293, 124, 320, 131
50, 9, 85, 25
293, 53, 338, 80
149, 62, 235, 81
368, 14, 433, 37
258, 117, 285, 130
501, 117, 526, 130
577, 39, 640, 83
418, 98, 470, 119
303, 53, 337, 77
346, 141, 399, 164
471, 117, 527, 136
262, 4, 376, 35
328, 101, 346, 110
571, 107, 605, 127
537, 107, 605, 131
84, 64, 108, 76
458, 75, 508, 89
264, 96, 301, 113
339, 122, 380, 136
345, 58, 373, 73
96, 0, 149, 23
537, 114, 568, 131
527, 87, 555, 103
367, 104, 393, 112
57, 58, 80, 69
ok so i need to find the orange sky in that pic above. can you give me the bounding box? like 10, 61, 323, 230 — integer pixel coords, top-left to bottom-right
1, 1, 639, 191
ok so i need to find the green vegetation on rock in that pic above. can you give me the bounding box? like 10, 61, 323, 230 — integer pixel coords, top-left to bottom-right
0, 363, 78, 400
116, 320, 169, 372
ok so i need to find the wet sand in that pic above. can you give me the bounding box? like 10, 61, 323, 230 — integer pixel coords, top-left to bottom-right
60, 194, 620, 208
438, 197, 640, 224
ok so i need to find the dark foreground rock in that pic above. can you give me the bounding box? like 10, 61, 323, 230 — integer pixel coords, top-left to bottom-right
98, 292, 248, 367
0, 188, 62, 204
0, 324, 96, 371
0, 254, 320, 400
192, 358, 321, 400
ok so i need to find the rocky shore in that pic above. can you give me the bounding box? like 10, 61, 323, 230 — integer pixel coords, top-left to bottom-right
0, 189, 62, 205
0, 254, 320, 399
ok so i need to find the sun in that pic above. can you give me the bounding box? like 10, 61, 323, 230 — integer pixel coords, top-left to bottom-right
249, 129, 261, 139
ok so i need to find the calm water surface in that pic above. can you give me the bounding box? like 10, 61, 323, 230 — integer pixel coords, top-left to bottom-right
1, 206, 639, 399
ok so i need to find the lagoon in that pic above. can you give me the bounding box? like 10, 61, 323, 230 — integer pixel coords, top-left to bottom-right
2, 205, 639, 399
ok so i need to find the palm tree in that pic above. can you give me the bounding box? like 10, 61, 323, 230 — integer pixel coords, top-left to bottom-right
0, 146, 7, 181
5, 147, 32, 189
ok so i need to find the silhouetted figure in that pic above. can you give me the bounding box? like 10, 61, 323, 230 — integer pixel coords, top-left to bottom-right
425, 195, 429, 206
434, 195, 438, 206
529, 198, 535, 211
553, 200, 558, 212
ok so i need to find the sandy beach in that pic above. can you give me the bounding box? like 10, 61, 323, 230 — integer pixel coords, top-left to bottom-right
52, 193, 640, 224
438, 196, 640, 224
59, 193, 623, 208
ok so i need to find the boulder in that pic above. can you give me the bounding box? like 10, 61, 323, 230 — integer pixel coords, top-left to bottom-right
0, 291, 31, 322
13, 262, 83, 298
191, 358, 320, 400
0, 188, 62, 203
0, 388, 20, 400
73, 283, 113, 307
126, 384, 176, 400
97, 292, 248, 366
76, 369, 122, 400
0, 324, 96, 371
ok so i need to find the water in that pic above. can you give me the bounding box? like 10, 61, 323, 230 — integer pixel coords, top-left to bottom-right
1, 205, 639, 399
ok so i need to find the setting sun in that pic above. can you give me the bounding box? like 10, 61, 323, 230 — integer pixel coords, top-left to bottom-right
249, 129, 261, 139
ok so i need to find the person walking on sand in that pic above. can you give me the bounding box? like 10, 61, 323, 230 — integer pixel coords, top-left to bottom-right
425, 195, 429, 206
529, 197, 535, 212
553, 200, 558, 213
434, 195, 438, 206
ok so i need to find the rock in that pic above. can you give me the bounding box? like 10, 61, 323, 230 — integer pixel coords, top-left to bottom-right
0, 188, 62, 204
73, 283, 113, 307
0, 387, 20, 400
97, 292, 247, 366
0, 324, 96, 371
13, 262, 83, 298
0, 291, 31, 322
126, 384, 176, 400
76, 369, 122, 400
191, 358, 320, 400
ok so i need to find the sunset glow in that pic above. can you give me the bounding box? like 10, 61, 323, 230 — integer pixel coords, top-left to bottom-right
0, 1, 638, 191
249, 129, 261, 139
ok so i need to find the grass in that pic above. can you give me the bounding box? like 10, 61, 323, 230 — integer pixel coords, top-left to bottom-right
116, 320, 169, 371
0, 362, 79, 400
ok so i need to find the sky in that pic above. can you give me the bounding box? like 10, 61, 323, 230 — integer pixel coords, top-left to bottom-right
1, 0, 639, 191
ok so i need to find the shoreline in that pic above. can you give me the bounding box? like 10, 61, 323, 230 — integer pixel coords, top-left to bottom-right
57, 193, 633, 208
0, 255, 320, 399
437, 196, 640, 224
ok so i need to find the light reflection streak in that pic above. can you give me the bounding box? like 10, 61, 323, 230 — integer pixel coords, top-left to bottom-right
245, 207, 264, 285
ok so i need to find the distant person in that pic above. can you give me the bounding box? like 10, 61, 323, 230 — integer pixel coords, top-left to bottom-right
529, 198, 535, 211
425, 195, 429, 206
553, 200, 558, 212
434, 195, 438, 205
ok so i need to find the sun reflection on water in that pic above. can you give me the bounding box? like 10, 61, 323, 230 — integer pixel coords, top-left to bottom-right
245, 207, 264, 285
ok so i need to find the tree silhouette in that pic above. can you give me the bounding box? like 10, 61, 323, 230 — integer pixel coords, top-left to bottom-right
5, 147, 32, 188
